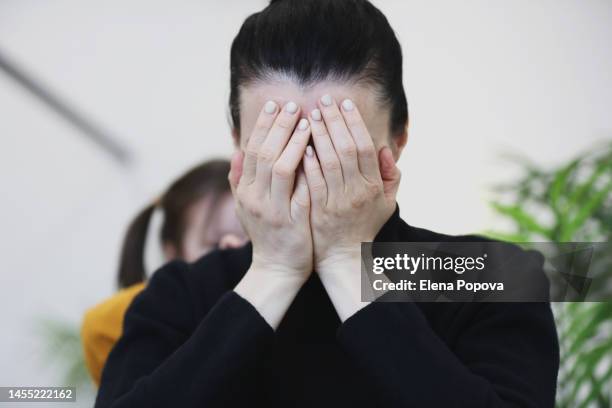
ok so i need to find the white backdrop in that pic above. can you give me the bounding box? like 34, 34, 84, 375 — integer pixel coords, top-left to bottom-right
0, 0, 610, 402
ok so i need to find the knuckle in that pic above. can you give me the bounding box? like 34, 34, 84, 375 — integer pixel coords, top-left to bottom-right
289, 134, 306, 147
257, 147, 276, 164
304, 165, 319, 177
254, 121, 271, 134
235, 195, 245, 208
293, 196, 310, 209
326, 112, 344, 124
358, 145, 376, 160
276, 117, 295, 130
331, 205, 345, 217
246, 203, 262, 218
310, 181, 327, 194
268, 212, 285, 228
245, 145, 259, 160
346, 117, 363, 130
304, 167, 318, 180
272, 163, 292, 180
321, 158, 341, 172
350, 191, 368, 209
313, 130, 331, 140
366, 182, 383, 196
338, 143, 357, 159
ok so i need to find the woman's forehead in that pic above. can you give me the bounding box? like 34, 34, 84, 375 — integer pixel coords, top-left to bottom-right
242, 80, 373, 113
239, 79, 390, 143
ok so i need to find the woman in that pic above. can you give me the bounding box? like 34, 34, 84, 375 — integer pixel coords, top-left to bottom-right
82, 159, 245, 385
96, 1, 559, 406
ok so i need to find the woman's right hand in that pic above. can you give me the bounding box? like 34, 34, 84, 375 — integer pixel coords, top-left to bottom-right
229, 101, 313, 328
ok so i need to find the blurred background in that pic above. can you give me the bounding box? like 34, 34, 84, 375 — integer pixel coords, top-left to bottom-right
0, 0, 610, 406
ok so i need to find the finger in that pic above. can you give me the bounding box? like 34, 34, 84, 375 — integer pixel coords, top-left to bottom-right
290, 167, 310, 219
243, 101, 279, 185
218, 233, 247, 250
318, 94, 360, 185
255, 101, 301, 196
271, 118, 311, 205
303, 145, 328, 207
379, 146, 401, 202
309, 108, 343, 198
228, 150, 244, 195
339, 98, 381, 183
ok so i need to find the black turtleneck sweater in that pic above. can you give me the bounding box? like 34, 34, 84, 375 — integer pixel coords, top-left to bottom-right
95, 207, 559, 407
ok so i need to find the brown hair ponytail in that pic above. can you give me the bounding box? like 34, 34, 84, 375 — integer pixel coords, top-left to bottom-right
117, 203, 156, 289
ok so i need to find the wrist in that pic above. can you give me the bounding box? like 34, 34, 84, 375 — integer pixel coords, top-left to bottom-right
317, 246, 362, 275
251, 253, 311, 283
315, 245, 368, 322
247, 262, 307, 288
316, 255, 369, 322
234, 265, 305, 330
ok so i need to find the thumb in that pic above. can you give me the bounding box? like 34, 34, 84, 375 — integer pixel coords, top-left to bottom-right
218, 233, 247, 250
379, 146, 401, 202
228, 150, 244, 194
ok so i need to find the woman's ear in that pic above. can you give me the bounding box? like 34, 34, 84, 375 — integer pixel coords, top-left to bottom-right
391, 125, 408, 160
231, 128, 240, 148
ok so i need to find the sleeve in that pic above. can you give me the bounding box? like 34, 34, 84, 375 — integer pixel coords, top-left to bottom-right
94, 260, 274, 407
336, 301, 559, 407
81, 305, 118, 387
81, 283, 146, 386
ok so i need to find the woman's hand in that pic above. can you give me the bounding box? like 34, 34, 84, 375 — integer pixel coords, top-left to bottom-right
304, 95, 400, 269
229, 100, 313, 328
303, 95, 401, 320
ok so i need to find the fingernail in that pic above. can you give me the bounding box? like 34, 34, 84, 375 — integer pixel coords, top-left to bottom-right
298, 118, 309, 130
264, 101, 277, 114
342, 99, 354, 111
321, 94, 333, 106
311, 109, 322, 121
306, 145, 314, 157
286, 101, 298, 114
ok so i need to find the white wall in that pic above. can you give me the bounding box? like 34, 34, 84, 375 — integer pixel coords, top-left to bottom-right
0, 0, 610, 401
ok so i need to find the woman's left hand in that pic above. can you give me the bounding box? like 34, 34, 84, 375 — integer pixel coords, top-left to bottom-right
303, 95, 400, 277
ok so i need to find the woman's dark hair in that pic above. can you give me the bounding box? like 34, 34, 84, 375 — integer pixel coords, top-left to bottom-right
117, 159, 231, 289
230, 0, 408, 136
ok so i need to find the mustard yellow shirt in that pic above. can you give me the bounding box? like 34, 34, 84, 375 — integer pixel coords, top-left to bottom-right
81, 282, 145, 386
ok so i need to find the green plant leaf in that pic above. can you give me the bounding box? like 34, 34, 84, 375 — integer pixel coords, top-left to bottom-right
489, 202, 551, 238
488, 141, 612, 407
